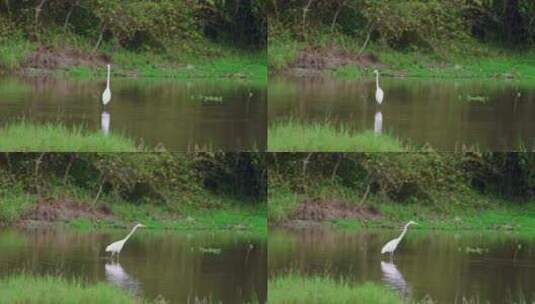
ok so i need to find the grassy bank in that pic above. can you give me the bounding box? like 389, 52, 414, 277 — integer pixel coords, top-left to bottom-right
268, 274, 401, 304
269, 31, 535, 80
0, 122, 138, 152
269, 152, 535, 231
71, 203, 267, 234
268, 120, 406, 152
0, 274, 142, 304
269, 182, 535, 232
2, 186, 266, 235
0, 153, 267, 234
67, 49, 267, 80
0, 36, 266, 80
269, 273, 535, 304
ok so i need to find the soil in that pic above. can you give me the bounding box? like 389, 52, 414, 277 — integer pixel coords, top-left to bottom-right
275, 199, 381, 229
29, 45, 109, 68
19, 45, 109, 75
293, 199, 380, 221
282, 46, 386, 76
20, 198, 113, 223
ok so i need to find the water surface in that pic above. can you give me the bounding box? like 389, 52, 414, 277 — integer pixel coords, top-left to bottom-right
0, 228, 266, 303
0, 77, 266, 151
269, 77, 535, 151
269, 228, 535, 303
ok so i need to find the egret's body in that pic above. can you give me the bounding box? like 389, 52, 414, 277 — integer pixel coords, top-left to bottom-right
102, 64, 111, 106
381, 221, 417, 256
374, 70, 384, 105
105, 224, 144, 258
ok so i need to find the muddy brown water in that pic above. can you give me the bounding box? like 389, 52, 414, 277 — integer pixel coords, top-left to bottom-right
0, 77, 266, 151
0, 228, 266, 303
269, 77, 535, 151
269, 228, 535, 303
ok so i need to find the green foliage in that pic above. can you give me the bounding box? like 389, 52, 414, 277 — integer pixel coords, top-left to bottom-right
0, 121, 137, 152
462, 153, 535, 199
268, 24, 302, 71
268, 274, 401, 304
270, 0, 535, 50
0, 274, 142, 304
268, 120, 405, 152
268, 153, 535, 224
0, 35, 35, 70
0, 0, 265, 52
0, 152, 265, 209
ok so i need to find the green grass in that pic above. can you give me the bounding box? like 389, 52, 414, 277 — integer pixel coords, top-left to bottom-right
0, 188, 34, 224
81, 48, 267, 80
0, 121, 138, 152
0, 274, 142, 304
268, 185, 300, 223
362, 44, 535, 79
0, 37, 35, 70
269, 273, 535, 304
268, 273, 401, 304
109, 202, 267, 235
268, 30, 302, 71
268, 120, 406, 152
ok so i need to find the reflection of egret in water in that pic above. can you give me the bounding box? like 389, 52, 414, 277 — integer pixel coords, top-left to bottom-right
105, 262, 140, 294
374, 111, 383, 135
101, 111, 110, 135
381, 261, 410, 298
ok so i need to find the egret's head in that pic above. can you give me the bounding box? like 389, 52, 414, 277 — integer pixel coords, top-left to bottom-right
136, 223, 146, 228
107, 64, 111, 69
373, 69, 379, 74
408, 221, 418, 225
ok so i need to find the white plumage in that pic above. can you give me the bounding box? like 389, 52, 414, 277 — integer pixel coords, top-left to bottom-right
105, 224, 145, 258
381, 221, 417, 256
374, 69, 384, 105
102, 64, 111, 106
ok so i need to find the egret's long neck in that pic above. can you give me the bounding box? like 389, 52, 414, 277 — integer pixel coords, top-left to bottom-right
397, 224, 410, 241
123, 226, 139, 242
375, 73, 379, 89
106, 66, 111, 88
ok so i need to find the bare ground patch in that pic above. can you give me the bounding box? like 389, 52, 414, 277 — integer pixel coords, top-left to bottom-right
19, 45, 109, 75
283, 46, 385, 76
21, 198, 113, 223
276, 199, 381, 229
293, 199, 381, 221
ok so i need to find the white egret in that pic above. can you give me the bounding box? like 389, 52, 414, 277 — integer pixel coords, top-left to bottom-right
374, 69, 384, 105
105, 224, 145, 259
102, 64, 111, 106
381, 221, 417, 256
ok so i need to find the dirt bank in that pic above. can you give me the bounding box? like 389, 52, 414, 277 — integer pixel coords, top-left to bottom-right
15, 45, 109, 76
279, 46, 387, 77
18, 198, 113, 227
275, 199, 381, 229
